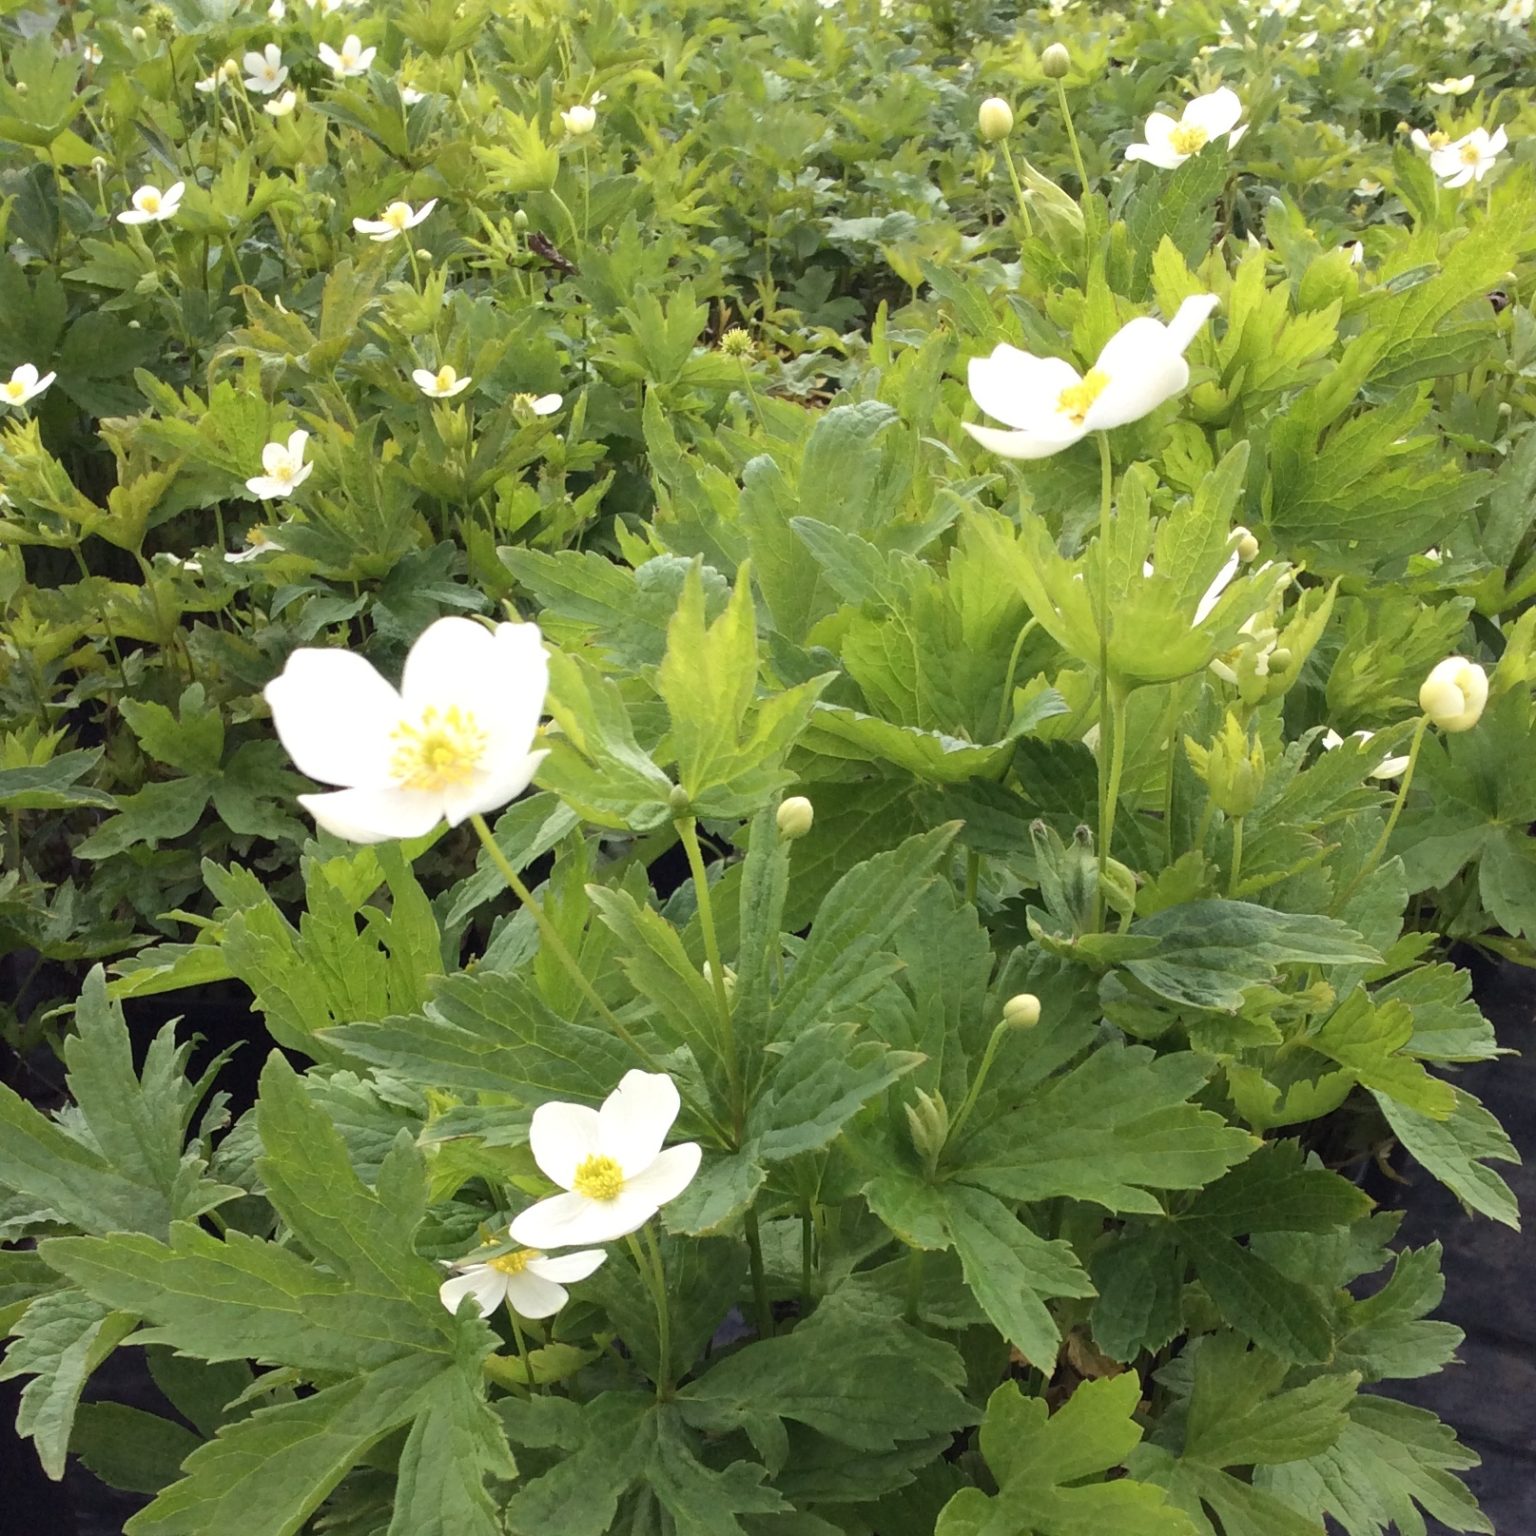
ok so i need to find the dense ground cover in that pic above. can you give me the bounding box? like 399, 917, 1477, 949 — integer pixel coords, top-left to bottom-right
1, 0, 1534, 1529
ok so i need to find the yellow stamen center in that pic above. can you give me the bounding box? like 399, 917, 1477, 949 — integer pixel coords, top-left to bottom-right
274, 461, 294, 483
5, 381, 23, 400
1428, 131, 1450, 150
1168, 123, 1209, 156
383, 203, 410, 230
1459, 142, 1482, 165
389, 704, 488, 792
487, 1249, 539, 1275
1056, 368, 1111, 426
435, 367, 456, 391
141, 192, 161, 212
572, 1154, 625, 1202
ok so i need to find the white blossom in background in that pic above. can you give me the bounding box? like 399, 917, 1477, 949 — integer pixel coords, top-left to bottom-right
1125, 87, 1246, 169
1, 365, 56, 408
1419, 658, 1488, 732
117, 181, 184, 224
1410, 127, 1451, 154
439, 1245, 606, 1320
561, 103, 597, 136
242, 43, 288, 94
245, 430, 314, 500
1427, 75, 1475, 96
318, 34, 375, 78
1321, 729, 1412, 779
195, 59, 240, 94
264, 617, 549, 842
413, 364, 472, 398
401, 82, 426, 104
1344, 241, 1365, 266
963, 295, 1219, 460
513, 392, 563, 420
352, 198, 436, 242
510, 1072, 702, 1248
1430, 126, 1508, 187
265, 89, 298, 117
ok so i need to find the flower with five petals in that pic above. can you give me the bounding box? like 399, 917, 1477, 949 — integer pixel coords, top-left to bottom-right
117, 181, 184, 225
1124, 87, 1246, 169
1, 364, 56, 408
245, 430, 314, 500
353, 198, 436, 242
439, 1243, 606, 1320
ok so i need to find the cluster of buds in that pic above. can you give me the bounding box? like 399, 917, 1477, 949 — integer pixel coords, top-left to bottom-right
1185, 712, 1265, 818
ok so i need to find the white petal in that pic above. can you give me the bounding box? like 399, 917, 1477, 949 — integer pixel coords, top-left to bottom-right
412, 369, 437, 390
622, 1143, 702, 1210
298, 786, 445, 843
1192, 550, 1240, 625
511, 1188, 658, 1247
1141, 111, 1180, 147
502, 1271, 569, 1319
400, 616, 501, 715
264, 649, 404, 786
439, 1267, 504, 1317
531, 393, 562, 415
962, 420, 1087, 460
1162, 293, 1220, 354
286, 429, 309, 465
1183, 87, 1243, 139
598, 1071, 681, 1172
262, 440, 288, 475
13, 364, 37, 388
439, 750, 547, 828
1124, 142, 1188, 169
481, 623, 549, 761
1085, 317, 1190, 431
526, 1249, 607, 1284
528, 1101, 603, 1188
967, 346, 1082, 431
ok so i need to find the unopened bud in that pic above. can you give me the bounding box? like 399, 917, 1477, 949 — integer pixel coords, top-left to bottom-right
1041, 42, 1071, 78
1419, 657, 1488, 732
701, 960, 737, 999
513, 209, 529, 229
1002, 993, 1041, 1029
132, 24, 147, 39
668, 784, 692, 815
978, 97, 1014, 143
1232, 526, 1260, 562
777, 795, 814, 840
904, 1087, 950, 1171
1267, 647, 1292, 673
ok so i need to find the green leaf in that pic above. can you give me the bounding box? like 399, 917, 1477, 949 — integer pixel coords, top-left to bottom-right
1123, 151, 1228, 296
1377, 1086, 1520, 1229
1090, 1222, 1186, 1362
70, 1403, 203, 1495
0, 748, 114, 811
937, 1373, 1198, 1536
0, 1288, 137, 1478
119, 684, 225, 774
1119, 902, 1379, 1012
1307, 988, 1455, 1117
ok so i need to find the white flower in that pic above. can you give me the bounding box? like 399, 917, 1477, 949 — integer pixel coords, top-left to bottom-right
243, 43, 288, 94
318, 34, 375, 78
1321, 728, 1411, 779
117, 181, 185, 225
268, 0, 286, 18
265, 89, 298, 117
245, 430, 314, 500
413, 364, 472, 398
1430, 126, 1508, 188
82, 42, 103, 65
439, 1244, 605, 1321
1343, 240, 1364, 266
513, 391, 562, 420
963, 295, 1219, 460
1124, 87, 1246, 170
352, 197, 436, 242
1427, 75, 1475, 96
510, 1071, 702, 1249
265, 617, 549, 842
1, 364, 56, 408
400, 82, 426, 104
561, 103, 597, 136
195, 59, 240, 94
1410, 127, 1452, 154
1190, 527, 1260, 625
1419, 657, 1488, 732
1354, 177, 1383, 196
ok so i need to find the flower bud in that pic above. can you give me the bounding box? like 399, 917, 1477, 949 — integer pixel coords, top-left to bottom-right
702, 960, 737, 999
1267, 647, 1292, 673
1041, 42, 1071, 78
1185, 712, 1265, 818
1002, 992, 1041, 1029
1419, 657, 1488, 732
777, 795, 814, 840
668, 784, 692, 815
978, 97, 1014, 143
1232, 525, 1260, 562
904, 1087, 950, 1172
132, 24, 147, 39
513, 209, 529, 229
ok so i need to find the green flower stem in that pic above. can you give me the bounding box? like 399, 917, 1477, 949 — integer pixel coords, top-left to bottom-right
1335, 714, 1430, 911
508, 1312, 538, 1396
998, 141, 1036, 241
904, 1245, 924, 1326
994, 616, 1040, 741
800, 1204, 815, 1316
675, 814, 743, 1132
946, 1016, 1010, 1150
1228, 815, 1245, 897
469, 814, 739, 1148
1099, 679, 1130, 924
626, 1227, 674, 1397
549, 189, 582, 247
744, 1205, 774, 1341
1093, 431, 1115, 930
1055, 76, 1092, 207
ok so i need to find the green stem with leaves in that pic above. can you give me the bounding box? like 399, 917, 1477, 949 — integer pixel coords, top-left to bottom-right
676, 814, 743, 1133
1335, 715, 1430, 911
1094, 432, 1116, 929
744, 1206, 773, 1341
998, 142, 1036, 241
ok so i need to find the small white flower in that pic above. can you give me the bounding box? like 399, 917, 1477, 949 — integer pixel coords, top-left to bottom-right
1321, 728, 1411, 779
243, 43, 288, 94
561, 103, 597, 136
245, 430, 314, 500
117, 181, 185, 225
413, 364, 472, 398
268, 0, 286, 19
439, 1244, 606, 1321
318, 34, 375, 78
1419, 657, 1488, 732
1343, 240, 1365, 266
1125, 87, 1247, 170
265, 88, 298, 117
195, 59, 240, 94
82, 42, 104, 65
1, 364, 56, 408
1410, 127, 1452, 154
352, 197, 436, 242
963, 295, 1218, 460
1354, 177, 1383, 197
1427, 75, 1475, 96
264, 616, 549, 842
510, 1071, 702, 1249
1430, 125, 1508, 188
513, 391, 562, 420
400, 82, 426, 104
